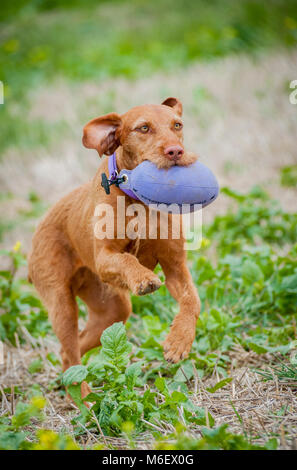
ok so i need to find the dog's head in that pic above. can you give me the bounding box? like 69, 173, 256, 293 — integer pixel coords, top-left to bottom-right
82, 98, 197, 169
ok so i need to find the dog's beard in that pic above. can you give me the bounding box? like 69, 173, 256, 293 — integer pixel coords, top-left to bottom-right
145, 151, 197, 169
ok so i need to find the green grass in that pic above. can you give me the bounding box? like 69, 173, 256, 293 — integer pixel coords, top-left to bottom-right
281, 165, 297, 188
256, 356, 297, 386
1, 0, 297, 154
0, 186, 296, 449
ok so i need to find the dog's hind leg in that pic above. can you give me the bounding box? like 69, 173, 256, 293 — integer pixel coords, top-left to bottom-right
74, 269, 131, 357
37, 282, 92, 399
29, 230, 82, 372
45, 287, 95, 400
45, 288, 81, 371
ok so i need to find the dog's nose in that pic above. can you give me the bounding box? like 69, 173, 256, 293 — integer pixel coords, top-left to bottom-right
164, 145, 184, 160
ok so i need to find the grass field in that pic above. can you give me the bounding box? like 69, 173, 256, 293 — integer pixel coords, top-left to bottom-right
0, 0, 297, 451
1, 0, 297, 155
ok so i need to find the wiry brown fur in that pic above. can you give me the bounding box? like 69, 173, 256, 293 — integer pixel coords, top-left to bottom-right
28, 98, 201, 399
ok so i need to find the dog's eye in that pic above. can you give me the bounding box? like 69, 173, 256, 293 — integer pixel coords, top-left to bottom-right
174, 122, 182, 130
139, 125, 149, 133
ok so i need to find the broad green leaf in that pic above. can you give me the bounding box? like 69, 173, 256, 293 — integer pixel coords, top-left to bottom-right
281, 273, 297, 291
87, 358, 106, 375
125, 362, 143, 390
46, 352, 60, 366
155, 377, 168, 394
170, 391, 188, 404
62, 365, 88, 386
242, 260, 264, 284
100, 322, 132, 367
0, 432, 26, 450
248, 342, 268, 354
67, 384, 90, 417
196, 336, 210, 354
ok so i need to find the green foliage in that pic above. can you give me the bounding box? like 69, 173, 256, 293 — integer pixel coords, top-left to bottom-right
127, 188, 297, 379
32, 430, 80, 450
63, 322, 214, 436
0, 395, 80, 450
28, 357, 44, 374
0, 396, 44, 449
0, 246, 51, 344
280, 165, 297, 188
256, 354, 297, 386
155, 424, 278, 450
190, 192, 297, 369
123, 187, 297, 383
1, 185, 296, 448
0, 391, 276, 450
203, 186, 297, 255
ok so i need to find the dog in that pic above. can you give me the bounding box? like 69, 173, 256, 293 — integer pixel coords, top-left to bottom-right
28, 97, 201, 398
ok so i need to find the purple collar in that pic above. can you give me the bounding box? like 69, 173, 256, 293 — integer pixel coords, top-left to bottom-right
108, 153, 139, 200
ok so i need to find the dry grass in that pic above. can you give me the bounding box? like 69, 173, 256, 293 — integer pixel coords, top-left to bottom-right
1, 336, 297, 449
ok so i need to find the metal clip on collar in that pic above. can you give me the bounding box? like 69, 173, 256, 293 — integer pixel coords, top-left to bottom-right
101, 173, 127, 195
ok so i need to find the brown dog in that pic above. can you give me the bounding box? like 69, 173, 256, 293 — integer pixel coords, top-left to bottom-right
28, 97, 201, 398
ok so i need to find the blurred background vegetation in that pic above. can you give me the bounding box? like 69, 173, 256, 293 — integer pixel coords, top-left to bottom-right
1, 0, 297, 153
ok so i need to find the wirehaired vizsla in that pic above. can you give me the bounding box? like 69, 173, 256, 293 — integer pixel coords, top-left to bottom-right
28, 98, 201, 398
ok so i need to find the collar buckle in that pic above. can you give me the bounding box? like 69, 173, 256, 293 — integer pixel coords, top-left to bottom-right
101, 172, 126, 195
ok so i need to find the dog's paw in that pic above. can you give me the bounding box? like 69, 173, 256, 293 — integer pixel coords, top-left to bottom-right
163, 326, 195, 363
132, 274, 162, 296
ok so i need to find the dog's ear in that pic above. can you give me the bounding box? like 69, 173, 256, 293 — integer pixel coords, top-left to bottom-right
82, 113, 122, 156
161, 97, 183, 117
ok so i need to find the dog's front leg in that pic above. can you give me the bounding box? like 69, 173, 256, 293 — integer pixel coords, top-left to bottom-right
96, 243, 161, 296
159, 251, 201, 363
